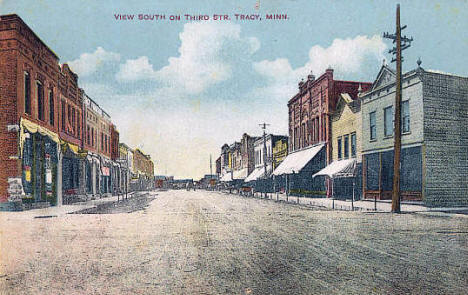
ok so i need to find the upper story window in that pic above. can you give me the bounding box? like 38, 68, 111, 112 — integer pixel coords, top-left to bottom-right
369, 111, 376, 140
344, 134, 349, 159
402, 100, 410, 133
49, 89, 54, 126
24, 72, 31, 115
384, 106, 394, 137
337, 137, 342, 160
351, 133, 356, 158
36, 81, 44, 121
61, 100, 66, 131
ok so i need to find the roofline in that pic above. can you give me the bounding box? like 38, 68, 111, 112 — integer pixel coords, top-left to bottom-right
0, 14, 60, 60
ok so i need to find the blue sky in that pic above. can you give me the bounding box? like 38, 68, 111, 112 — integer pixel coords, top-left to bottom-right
2, 0, 467, 178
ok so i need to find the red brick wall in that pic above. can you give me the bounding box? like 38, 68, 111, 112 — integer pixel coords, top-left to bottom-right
288, 69, 371, 163
0, 15, 61, 201
58, 64, 82, 147
110, 125, 119, 161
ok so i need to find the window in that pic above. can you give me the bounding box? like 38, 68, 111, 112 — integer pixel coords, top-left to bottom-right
344, 135, 349, 159
87, 126, 90, 145
24, 72, 31, 114
337, 137, 342, 159
402, 100, 410, 133
351, 133, 356, 157
61, 101, 66, 131
384, 106, 393, 137
49, 89, 54, 126
37, 82, 44, 120
91, 127, 94, 146
68, 105, 71, 133
101, 132, 104, 151
72, 108, 76, 135
369, 112, 376, 140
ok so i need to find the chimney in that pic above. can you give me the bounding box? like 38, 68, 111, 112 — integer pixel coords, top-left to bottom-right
298, 78, 304, 89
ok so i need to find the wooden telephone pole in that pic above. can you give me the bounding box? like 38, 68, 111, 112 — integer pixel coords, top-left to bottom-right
260, 123, 270, 198
383, 4, 413, 213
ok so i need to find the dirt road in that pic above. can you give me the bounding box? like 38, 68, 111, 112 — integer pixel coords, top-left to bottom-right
1, 190, 467, 294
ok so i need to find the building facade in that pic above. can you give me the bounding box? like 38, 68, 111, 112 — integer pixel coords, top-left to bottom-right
0, 14, 156, 209
0, 14, 62, 206
328, 93, 363, 199
133, 149, 155, 191
288, 69, 372, 162
361, 63, 468, 207
272, 137, 288, 170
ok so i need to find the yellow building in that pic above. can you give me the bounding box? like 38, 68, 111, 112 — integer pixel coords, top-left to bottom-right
313, 93, 363, 199
272, 138, 288, 170
330, 93, 361, 162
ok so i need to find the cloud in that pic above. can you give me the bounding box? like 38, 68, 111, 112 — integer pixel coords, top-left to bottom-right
302, 35, 386, 75
115, 56, 157, 81
115, 21, 260, 95
252, 35, 386, 104
68, 47, 120, 76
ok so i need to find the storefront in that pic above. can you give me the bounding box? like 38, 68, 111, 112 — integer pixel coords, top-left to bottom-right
61, 141, 86, 203
272, 143, 326, 197
100, 157, 112, 195
20, 118, 59, 206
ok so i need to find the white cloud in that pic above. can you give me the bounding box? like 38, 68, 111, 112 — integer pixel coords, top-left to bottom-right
115, 21, 260, 94
252, 35, 386, 104
302, 35, 386, 75
115, 56, 157, 81
68, 47, 120, 76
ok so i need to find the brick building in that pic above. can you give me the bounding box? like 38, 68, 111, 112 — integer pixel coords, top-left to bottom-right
0, 14, 62, 206
361, 63, 468, 207
133, 149, 154, 191
274, 69, 371, 196
0, 14, 149, 209
58, 64, 85, 202
288, 68, 372, 159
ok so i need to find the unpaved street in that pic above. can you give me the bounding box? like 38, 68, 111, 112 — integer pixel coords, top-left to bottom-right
1, 190, 467, 294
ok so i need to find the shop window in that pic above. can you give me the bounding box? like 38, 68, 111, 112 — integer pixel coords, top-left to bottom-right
365, 153, 379, 191
24, 72, 31, 114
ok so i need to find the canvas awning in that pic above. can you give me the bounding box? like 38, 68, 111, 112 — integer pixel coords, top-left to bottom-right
272, 144, 324, 176
220, 173, 233, 182
19, 117, 60, 157
232, 168, 248, 180
313, 159, 356, 179
245, 167, 264, 182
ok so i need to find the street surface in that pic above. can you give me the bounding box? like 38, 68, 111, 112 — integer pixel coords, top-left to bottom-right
1, 190, 467, 294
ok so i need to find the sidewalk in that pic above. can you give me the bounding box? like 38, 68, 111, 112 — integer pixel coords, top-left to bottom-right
238, 191, 468, 216
0, 191, 141, 218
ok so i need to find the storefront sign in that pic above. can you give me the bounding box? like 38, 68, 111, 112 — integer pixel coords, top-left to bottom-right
101, 166, 110, 176
7, 177, 24, 201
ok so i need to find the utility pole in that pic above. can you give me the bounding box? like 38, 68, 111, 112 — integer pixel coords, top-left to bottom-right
383, 4, 413, 213
260, 123, 270, 198
210, 154, 213, 176
209, 154, 213, 190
